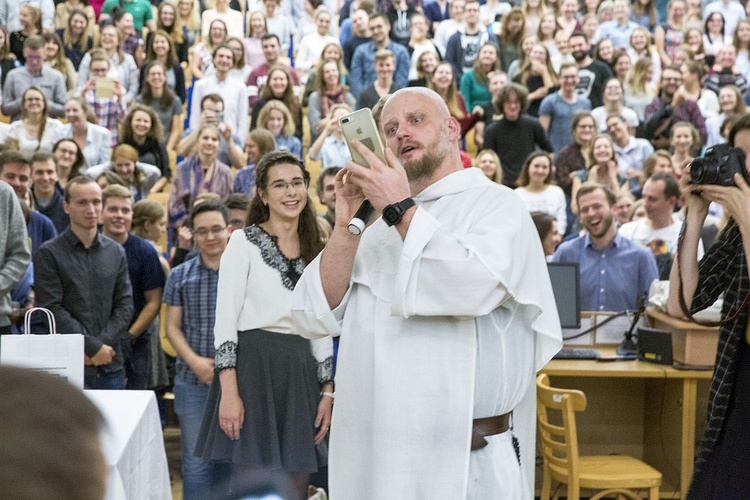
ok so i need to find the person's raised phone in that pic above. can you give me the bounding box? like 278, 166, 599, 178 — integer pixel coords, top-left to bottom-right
340, 108, 386, 168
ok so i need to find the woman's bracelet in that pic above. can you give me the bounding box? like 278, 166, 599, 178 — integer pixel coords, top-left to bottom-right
321, 391, 335, 399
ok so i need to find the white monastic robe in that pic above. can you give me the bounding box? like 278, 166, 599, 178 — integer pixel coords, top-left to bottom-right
292, 167, 563, 499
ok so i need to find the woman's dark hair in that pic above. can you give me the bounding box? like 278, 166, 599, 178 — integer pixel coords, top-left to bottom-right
531, 211, 555, 241
517, 151, 554, 187
53, 138, 86, 178
141, 60, 177, 108
120, 103, 165, 144
146, 29, 178, 67
259, 65, 301, 128
247, 151, 324, 263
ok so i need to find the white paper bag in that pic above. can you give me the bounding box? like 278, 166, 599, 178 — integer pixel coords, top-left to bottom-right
0, 308, 85, 389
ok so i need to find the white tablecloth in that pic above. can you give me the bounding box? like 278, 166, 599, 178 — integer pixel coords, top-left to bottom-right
86, 390, 172, 500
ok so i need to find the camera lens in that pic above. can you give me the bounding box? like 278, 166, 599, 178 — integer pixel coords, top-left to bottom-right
690, 160, 706, 183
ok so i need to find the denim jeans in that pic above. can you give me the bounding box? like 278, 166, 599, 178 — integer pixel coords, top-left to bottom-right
174, 376, 212, 500
124, 332, 151, 390
84, 368, 127, 390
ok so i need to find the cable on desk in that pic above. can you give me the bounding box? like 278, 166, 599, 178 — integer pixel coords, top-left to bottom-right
562, 310, 630, 341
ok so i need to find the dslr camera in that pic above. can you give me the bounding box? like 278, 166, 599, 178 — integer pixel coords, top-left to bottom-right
690, 144, 750, 187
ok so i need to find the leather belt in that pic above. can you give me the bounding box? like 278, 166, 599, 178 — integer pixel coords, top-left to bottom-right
471, 412, 511, 451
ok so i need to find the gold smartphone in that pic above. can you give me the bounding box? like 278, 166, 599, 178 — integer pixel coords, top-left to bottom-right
339, 108, 386, 167
95, 78, 115, 98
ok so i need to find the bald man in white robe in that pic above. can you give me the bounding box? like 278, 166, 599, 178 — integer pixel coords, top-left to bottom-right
292, 88, 563, 499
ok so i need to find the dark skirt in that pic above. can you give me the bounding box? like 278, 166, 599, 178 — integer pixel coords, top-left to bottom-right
195, 329, 327, 473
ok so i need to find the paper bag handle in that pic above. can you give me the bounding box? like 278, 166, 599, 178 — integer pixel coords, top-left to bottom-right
23, 308, 57, 335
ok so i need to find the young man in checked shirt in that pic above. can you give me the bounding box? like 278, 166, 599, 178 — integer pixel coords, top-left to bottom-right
668, 113, 750, 498
163, 201, 231, 500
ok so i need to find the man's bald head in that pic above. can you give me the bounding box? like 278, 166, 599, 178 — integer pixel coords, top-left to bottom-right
381, 88, 451, 131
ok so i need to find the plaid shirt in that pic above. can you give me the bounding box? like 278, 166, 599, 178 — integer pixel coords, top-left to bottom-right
123, 35, 140, 58
162, 255, 219, 386
687, 219, 750, 495
84, 90, 125, 147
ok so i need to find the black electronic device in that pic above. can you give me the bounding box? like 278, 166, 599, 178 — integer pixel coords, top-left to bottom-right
637, 327, 673, 365
547, 263, 581, 329
690, 144, 750, 187
553, 348, 599, 360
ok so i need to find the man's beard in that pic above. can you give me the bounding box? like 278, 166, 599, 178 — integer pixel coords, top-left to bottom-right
572, 50, 586, 62
402, 126, 451, 182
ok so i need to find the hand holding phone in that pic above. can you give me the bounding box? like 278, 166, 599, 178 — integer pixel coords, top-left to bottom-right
339, 109, 386, 168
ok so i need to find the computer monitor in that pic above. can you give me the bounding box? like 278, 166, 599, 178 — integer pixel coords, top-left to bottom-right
547, 262, 581, 329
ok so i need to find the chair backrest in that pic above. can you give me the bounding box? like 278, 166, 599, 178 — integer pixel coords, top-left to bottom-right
536, 373, 588, 486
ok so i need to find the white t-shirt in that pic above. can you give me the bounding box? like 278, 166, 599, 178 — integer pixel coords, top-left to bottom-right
619, 217, 704, 259
514, 185, 568, 234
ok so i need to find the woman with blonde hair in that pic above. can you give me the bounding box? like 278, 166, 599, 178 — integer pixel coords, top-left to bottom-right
655, 0, 686, 66
243, 10, 267, 70
624, 57, 657, 122
669, 121, 699, 168
507, 34, 537, 81
627, 27, 661, 86
408, 49, 439, 87
308, 58, 356, 141
705, 85, 745, 147
302, 42, 347, 106
257, 100, 302, 159
168, 124, 234, 229
407, 13, 440, 81
10, 5, 41, 62
149, 2, 188, 65
8, 87, 63, 156
42, 32, 76, 96
512, 43, 557, 116
251, 65, 303, 139
475, 149, 503, 183
54, 0, 95, 34
234, 128, 277, 195
591, 77, 639, 132
571, 134, 627, 214
522, 0, 547, 36
56, 8, 92, 71
0, 27, 18, 88
176, 0, 201, 47
85, 144, 162, 200
76, 25, 139, 105
57, 97, 112, 167
294, 6, 338, 79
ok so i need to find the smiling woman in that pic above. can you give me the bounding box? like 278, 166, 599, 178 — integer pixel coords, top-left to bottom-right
195, 151, 332, 498
168, 124, 233, 229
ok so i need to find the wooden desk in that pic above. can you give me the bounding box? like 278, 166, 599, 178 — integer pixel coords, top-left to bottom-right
542, 352, 711, 498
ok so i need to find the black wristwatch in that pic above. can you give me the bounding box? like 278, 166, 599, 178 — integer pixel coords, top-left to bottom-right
382, 197, 416, 226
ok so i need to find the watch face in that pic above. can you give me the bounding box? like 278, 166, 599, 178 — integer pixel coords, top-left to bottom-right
383, 206, 400, 225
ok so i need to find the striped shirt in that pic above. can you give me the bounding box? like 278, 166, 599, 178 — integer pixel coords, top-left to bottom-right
162, 255, 219, 386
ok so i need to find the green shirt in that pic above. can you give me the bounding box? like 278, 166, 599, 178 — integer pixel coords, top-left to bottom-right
101, 0, 153, 31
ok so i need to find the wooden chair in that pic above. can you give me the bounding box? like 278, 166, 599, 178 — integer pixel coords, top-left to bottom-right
536, 373, 662, 500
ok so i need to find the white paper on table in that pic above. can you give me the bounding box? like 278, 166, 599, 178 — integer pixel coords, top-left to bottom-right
562, 316, 595, 345
595, 313, 641, 344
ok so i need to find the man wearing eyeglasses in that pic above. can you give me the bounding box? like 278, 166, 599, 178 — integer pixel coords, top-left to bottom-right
643, 65, 707, 150
163, 201, 231, 500
1, 35, 66, 122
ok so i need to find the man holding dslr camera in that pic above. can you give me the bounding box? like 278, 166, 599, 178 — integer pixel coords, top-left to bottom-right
668, 114, 750, 498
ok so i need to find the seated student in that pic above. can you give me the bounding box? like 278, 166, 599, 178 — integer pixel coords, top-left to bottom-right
531, 211, 563, 259
234, 128, 277, 196
30, 150, 68, 233
307, 103, 352, 169
179, 94, 245, 170
256, 100, 302, 159
553, 182, 659, 311
356, 49, 401, 110
86, 144, 162, 201
619, 172, 704, 279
